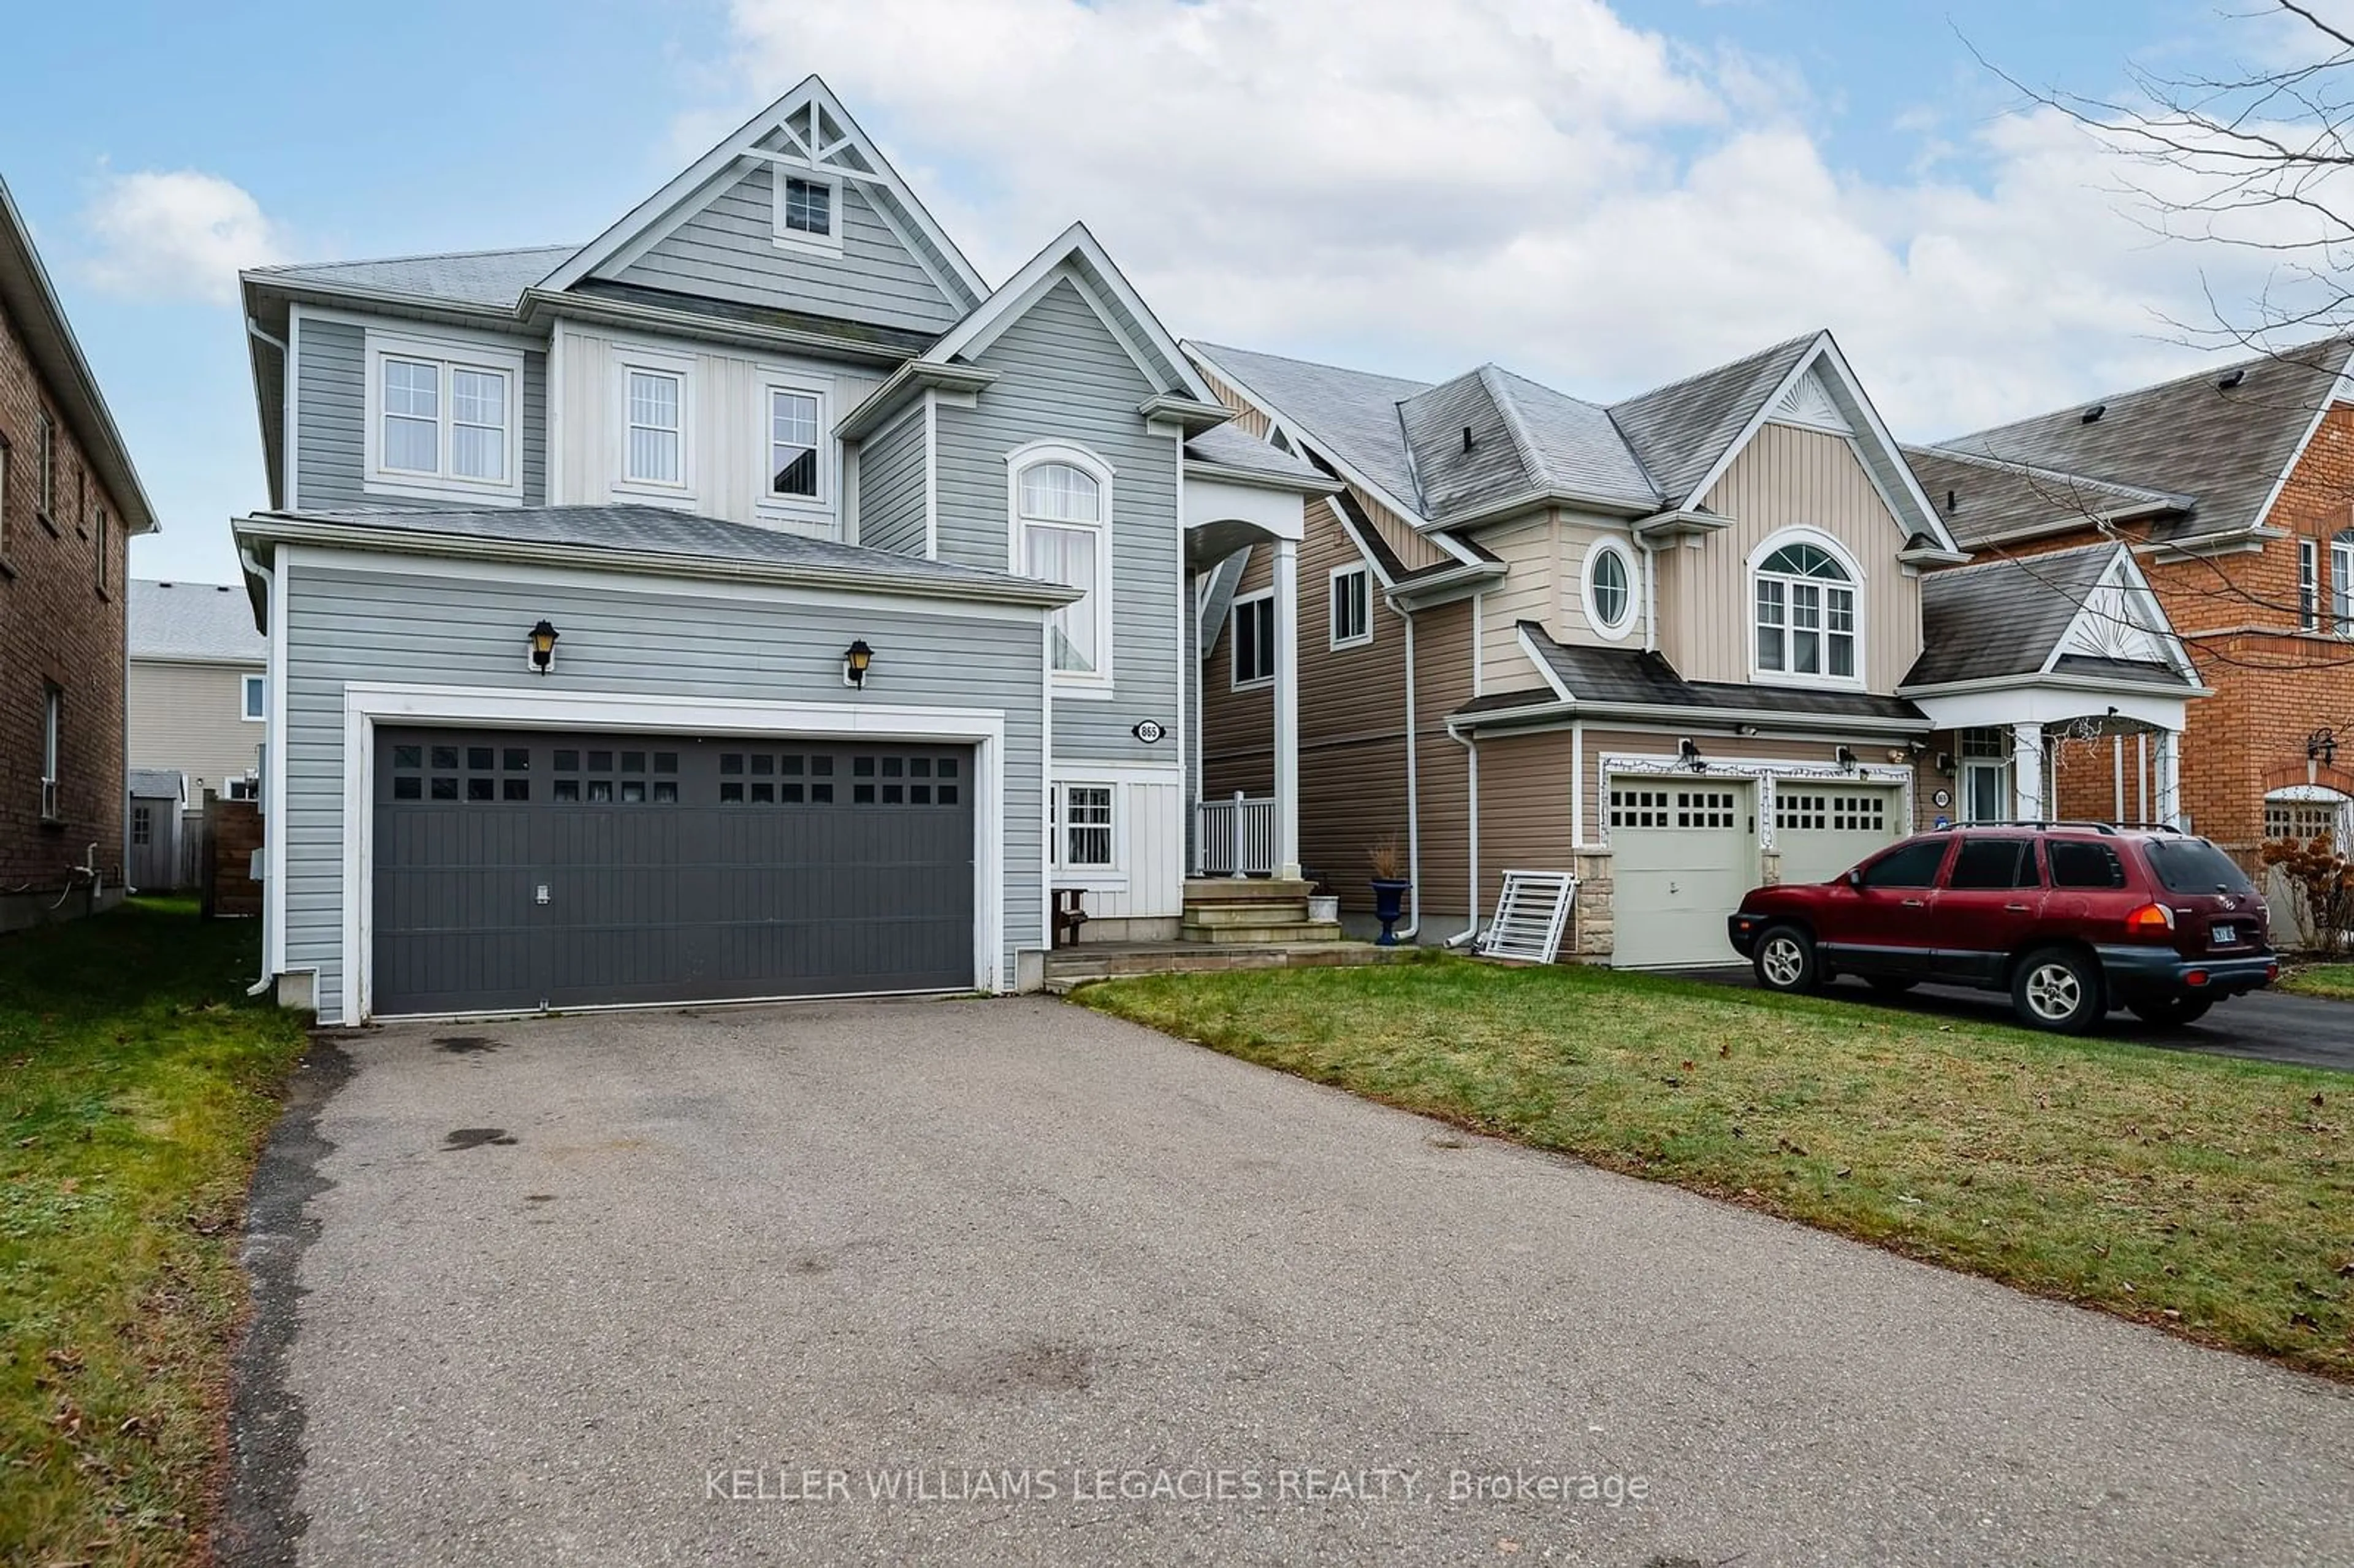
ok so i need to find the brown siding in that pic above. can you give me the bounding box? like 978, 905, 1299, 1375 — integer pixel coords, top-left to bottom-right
1414, 599, 1476, 915
1476, 731, 1573, 913
1671, 422, 1924, 693
0, 292, 129, 894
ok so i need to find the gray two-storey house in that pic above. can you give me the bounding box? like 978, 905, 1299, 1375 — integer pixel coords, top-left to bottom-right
235, 78, 1330, 1022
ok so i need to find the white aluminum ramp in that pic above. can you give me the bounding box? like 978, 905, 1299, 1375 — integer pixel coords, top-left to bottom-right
1475, 870, 1577, 964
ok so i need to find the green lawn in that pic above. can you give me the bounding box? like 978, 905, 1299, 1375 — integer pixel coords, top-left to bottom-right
0, 900, 308, 1566
1078, 958, 2354, 1380
2280, 963, 2354, 1000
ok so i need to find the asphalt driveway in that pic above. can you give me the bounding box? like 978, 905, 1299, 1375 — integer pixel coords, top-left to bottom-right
1672, 966, 2354, 1071
228, 997, 2354, 1566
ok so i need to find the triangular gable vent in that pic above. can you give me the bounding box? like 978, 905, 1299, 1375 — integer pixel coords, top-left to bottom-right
2060, 578, 2170, 665
1769, 365, 1851, 435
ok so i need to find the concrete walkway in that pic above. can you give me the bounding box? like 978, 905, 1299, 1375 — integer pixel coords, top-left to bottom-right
227, 997, 2354, 1566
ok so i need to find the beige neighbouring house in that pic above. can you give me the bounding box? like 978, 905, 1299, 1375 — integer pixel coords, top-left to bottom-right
1187, 332, 2211, 968
129, 579, 267, 803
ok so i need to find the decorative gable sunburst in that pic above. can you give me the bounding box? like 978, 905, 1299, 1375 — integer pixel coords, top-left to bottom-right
1768, 365, 1852, 434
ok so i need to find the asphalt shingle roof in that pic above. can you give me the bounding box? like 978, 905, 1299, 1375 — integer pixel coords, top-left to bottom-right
1902, 446, 2192, 547
1193, 332, 1829, 528
257, 504, 1067, 596
1508, 622, 1925, 723
1605, 333, 1818, 508
245, 245, 579, 310
1926, 339, 2354, 546
1904, 542, 2120, 687
131, 579, 267, 662
1183, 423, 1330, 485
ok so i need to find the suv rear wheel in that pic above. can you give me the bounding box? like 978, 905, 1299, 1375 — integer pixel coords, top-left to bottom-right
1753, 924, 1821, 994
2011, 946, 2103, 1034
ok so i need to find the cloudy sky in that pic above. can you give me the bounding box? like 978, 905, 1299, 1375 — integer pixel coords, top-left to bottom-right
0, 0, 2327, 582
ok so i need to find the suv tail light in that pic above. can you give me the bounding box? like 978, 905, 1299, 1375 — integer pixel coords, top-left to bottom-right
2124, 902, 2176, 937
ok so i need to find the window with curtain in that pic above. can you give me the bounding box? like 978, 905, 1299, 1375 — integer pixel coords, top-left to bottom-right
379, 355, 512, 484
1056, 783, 1114, 867
1017, 460, 1105, 677
627, 370, 684, 485
1754, 540, 1857, 679
769, 389, 820, 499
2334, 528, 2354, 636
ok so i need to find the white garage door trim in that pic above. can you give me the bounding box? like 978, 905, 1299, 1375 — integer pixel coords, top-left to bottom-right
338, 682, 1008, 1024
1595, 752, 1916, 854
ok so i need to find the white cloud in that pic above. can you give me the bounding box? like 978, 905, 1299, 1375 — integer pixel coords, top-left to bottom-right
712, 0, 2310, 438
78, 169, 288, 306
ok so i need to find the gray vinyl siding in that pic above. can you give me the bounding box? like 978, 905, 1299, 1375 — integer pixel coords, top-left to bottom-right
854, 404, 929, 557
612, 169, 962, 335
279, 557, 1048, 1022
934, 277, 1180, 764
294, 316, 546, 508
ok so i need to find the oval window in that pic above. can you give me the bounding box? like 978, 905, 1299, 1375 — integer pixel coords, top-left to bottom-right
1589, 543, 1632, 631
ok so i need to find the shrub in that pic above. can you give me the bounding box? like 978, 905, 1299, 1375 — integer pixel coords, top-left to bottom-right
2260, 834, 2354, 956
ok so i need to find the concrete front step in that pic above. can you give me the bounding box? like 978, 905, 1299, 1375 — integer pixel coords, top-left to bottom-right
1183, 900, 1317, 929
1044, 940, 1417, 989
1181, 876, 1316, 907
1178, 918, 1344, 945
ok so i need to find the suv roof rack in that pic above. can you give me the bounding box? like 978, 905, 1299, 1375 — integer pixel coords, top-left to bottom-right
1936, 820, 2120, 835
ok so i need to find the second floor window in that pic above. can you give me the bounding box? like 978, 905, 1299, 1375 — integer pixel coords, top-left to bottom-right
627, 370, 684, 485
37, 412, 56, 520
1754, 539, 1857, 681
1231, 590, 1275, 688
243, 673, 266, 721
2301, 538, 2320, 631
376, 350, 514, 487
2333, 529, 2353, 636
1330, 566, 1371, 649
0, 431, 10, 553
768, 389, 820, 500
1016, 456, 1108, 679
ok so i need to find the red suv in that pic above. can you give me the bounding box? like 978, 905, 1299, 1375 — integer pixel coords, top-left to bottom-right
1725, 823, 2277, 1033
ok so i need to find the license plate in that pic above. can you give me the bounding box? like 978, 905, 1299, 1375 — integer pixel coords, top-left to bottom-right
2212, 924, 2238, 946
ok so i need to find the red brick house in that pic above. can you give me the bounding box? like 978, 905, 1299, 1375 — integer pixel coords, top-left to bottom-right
0, 176, 158, 927
1908, 340, 2354, 853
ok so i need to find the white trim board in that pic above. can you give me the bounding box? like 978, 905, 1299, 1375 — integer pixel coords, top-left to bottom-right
333, 682, 1011, 1025
1596, 750, 1915, 854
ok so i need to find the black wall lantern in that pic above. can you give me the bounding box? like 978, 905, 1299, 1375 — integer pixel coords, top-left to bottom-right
1835, 745, 1858, 769
1678, 737, 1706, 772
526, 619, 560, 675
843, 639, 875, 689
2310, 729, 2339, 768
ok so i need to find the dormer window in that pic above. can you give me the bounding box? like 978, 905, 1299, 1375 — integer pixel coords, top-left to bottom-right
1752, 535, 1859, 683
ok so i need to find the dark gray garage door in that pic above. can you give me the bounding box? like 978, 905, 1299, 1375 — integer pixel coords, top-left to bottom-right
372, 730, 975, 1015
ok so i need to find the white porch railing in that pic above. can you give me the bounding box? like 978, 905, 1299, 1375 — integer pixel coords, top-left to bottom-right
1194, 791, 1278, 877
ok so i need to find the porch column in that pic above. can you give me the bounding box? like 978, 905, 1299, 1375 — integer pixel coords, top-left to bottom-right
2011, 722, 2045, 821
1273, 534, 1301, 880
2155, 726, 2184, 829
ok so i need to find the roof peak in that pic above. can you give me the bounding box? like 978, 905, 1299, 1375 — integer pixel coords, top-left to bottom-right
1608, 329, 1824, 413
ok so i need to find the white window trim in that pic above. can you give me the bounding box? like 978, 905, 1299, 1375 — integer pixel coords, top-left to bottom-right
754, 373, 832, 521
360, 329, 525, 504
1006, 441, 1116, 696
242, 672, 267, 723
39, 684, 61, 820
1050, 780, 1122, 882
612, 349, 696, 501
1230, 587, 1276, 691
1746, 527, 1867, 690
771, 164, 845, 258
1581, 537, 1637, 642
1328, 563, 1373, 650
2300, 537, 2321, 631
2331, 533, 2354, 637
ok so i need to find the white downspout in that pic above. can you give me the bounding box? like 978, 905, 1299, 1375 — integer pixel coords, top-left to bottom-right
1394, 598, 1420, 942
1637, 533, 1659, 653
1443, 716, 1479, 947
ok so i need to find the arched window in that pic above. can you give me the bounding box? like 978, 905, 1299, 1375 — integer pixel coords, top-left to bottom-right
1011, 451, 1111, 681
2333, 527, 2354, 636
1754, 538, 1857, 680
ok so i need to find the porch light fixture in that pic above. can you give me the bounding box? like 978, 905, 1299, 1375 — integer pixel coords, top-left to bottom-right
526, 620, 560, 676
1678, 737, 1705, 772
1935, 752, 1955, 775
2309, 729, 2339, 767
1835, 745, 1858, 769
843, 639, 875, 689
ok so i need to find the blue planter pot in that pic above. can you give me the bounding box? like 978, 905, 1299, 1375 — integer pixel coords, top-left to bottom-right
1369, 878, 1411, 945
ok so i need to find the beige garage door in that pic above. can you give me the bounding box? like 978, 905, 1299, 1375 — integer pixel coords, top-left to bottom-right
1773, 785, 1906, 888
1607, 782, 1756, 969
